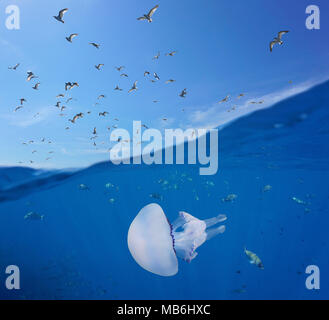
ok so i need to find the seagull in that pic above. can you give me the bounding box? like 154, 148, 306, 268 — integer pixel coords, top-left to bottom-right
55, 101, 61, 108
95, 64, 104, 70
61, 106, 66, 112
137, 5, 159, 23
237, 93, 245, 99
153, 52, 160, 60
128, 81, 138, 93
218, 95, 230, 103
165, 79, 175, 84
166, 51, 177, 57
270, 31, 289, 52
20, 98, 26, 105
65, 82, 72, 91
93, 127, 97, 135
90, 42, 100, 49
154, 72, 160, 81
97, 95, 106, 99
66, 33, 78, 43
179, 88, 187, 98
32, 82, 40, 90
57, 94, 65, 98
69, 113, 84, 123
27, 72, 37, 81
114, 85, 123, 91
54, 8, 68, 24
115, 66, 125, 72
14, 106, 23, 112
66, 97, 73, 103
8, 63, 20, 70
99, 111, 109, 117
120, 73, 129, 78
70, 82, 79, 89
144, 71, 150, 77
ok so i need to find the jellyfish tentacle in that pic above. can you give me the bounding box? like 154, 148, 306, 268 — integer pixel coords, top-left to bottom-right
172, 211, 228, 263
171, 215, 186, 232
206, 225, 226, 241
204, 214, 227, 228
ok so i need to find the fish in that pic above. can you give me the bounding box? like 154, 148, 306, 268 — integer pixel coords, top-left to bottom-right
263, 185, 272, 192
292, 197, 306, 205
24, 212, 44, 221
149, 193, 163, 201
222, 194, 238, 202
244, 247, 264, 269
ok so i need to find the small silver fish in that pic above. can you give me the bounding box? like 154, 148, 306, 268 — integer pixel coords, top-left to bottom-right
292, 197, 306, 205
222, 194, 238, 202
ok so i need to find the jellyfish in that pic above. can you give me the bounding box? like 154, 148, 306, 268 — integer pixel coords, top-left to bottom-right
127, 203, 227, 277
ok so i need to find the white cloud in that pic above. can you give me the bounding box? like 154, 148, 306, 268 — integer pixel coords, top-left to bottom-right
0, 106, 56, 127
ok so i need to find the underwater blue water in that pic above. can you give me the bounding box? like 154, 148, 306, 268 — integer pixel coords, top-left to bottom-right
0, 81, 328, 300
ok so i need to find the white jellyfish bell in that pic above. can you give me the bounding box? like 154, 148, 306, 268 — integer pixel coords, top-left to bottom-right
127, 203, 227, 277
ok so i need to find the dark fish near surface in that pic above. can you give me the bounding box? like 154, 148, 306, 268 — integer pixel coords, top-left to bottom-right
149, 193, 163, 201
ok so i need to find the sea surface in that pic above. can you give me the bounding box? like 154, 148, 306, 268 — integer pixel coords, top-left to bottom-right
0, 81, 328, 300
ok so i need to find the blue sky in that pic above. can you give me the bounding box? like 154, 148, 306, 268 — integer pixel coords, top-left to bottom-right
0, 0, 328, 168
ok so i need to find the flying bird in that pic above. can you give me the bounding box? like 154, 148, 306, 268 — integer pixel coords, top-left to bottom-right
93, 127, 97, 135
65, 82, 72, 91
114, 85, 123, 91
27, 71, 37, 81
270, 31, 289, 52
153, 52, 160, 60
66, 33, 78, 43
14, 106, 23, 112
128, 81, 138, 93
54, 8, 68, 23
66, 82, 79, 90
218, 95, 230, 103
144, 71, 150, 77
179, 88, 187, 98
154, 72, 160, 81
95, 64, 104, 70
32, 83, 40, 90
57, 94, 65, 98
115, 66, 125, 71
166, 51, 177, 57
97, 95, 106, 99
137, 5, 159, 23
165, 79, 176, 84
237, 93, 245, 99
120, 73, 129, 78
99, 111, 109, 117
8, 63, 20, 70
90, 42, 100, 49
20, 98, 26, 105
69, 113, 84, 123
